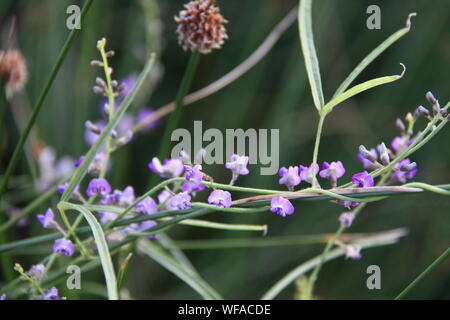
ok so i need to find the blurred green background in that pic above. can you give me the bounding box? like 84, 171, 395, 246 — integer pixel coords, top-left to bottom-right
0, 0, 449, 299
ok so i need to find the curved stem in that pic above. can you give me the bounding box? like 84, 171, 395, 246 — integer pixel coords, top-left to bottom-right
311, 115, 325, 188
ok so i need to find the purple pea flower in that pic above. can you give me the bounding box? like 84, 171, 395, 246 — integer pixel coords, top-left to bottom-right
351, 171, 374, 187
270, 197, 295, 217
319, 161, 346, 187
42, 287, 63, 300
339, 212, 355, 227
299, 163, 319, 185
225, 154, 249, 185
344, 245, 362, 260
391, 136, 412, 153
148, 157, 184, 178
28, 264, 46, 281
37, 209, 58, 229
135, 197, 158, 215
53, 238, 75, 257
278, 166, 301, 191
341, 200, 361, 210
86, 178, 111, 197
208, 190, 232, 208
183, 164, 206, 192
392, 159, 417, 183
357, 147, 378, 170
117, 186, 136, 207
169, 192, 192, 210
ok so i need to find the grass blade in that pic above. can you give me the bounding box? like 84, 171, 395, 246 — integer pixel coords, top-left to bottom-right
323, 63, 406, 115
59, 201, 118, 300
395, 247, 450, 300
137, 239, 223, 300
60, 53, 157, 201
333, 13, 416, 98
298, 0, 324, 111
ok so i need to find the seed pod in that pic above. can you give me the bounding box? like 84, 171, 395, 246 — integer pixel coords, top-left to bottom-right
175, 0, 228, 54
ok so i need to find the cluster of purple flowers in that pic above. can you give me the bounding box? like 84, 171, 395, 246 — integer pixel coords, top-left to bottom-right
278, 161, 346, 191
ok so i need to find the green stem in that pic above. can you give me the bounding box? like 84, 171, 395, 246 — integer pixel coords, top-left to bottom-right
311, 114, 325, 188
150, 52, 200, 187
395, 247, 450, 300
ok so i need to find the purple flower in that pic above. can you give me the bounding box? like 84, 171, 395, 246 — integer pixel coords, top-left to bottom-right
319, 161, 346, 187
0, 294, 5, 300
183, 164, 206, 192
339, 212, 355, 227
278, 166, 301, 191
42, 287, 63, 300
169, 192, 192, 210
117, 186, 136, 207
97, 211, 118, 224
118, 75, 137, 99
28, 264, 46, 281
57, 183, 80, 200
392, 159, 417, 183
351, 171, 374, 187
37, 209, 58, 229
357, 147, 378, 170
136, 107, 159, 132
208, 190, 232, 208
148, 157, 184, 178
299, 163, 319, 185
87, 152, 106, 174
158, 190, 172, 206
53, 238, 75, 257
270, 197, 295, 217
135, 197, 158, 215
341, 200, 360, 210
344, 245, 362, 260
225, 154, 249, 184
86, 178, 111, 197
391, 136, 412, 153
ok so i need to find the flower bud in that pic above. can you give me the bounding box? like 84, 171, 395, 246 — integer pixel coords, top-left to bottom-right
377, 143, 390, 166
359, 145, 377, 162
396, 118, 406, 133
426, 91, 437, 105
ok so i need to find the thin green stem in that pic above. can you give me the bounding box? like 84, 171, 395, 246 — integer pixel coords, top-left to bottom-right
311, 114, 325, 187
395, 247, 450, 300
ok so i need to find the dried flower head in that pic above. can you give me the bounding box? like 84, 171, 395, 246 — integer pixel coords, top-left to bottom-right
175, 0, 228, 54
0, 50, 27, 96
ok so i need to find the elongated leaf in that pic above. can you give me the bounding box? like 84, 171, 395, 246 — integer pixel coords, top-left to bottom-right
333, 13, 416, 98
60, 54, 157, 201
298, 0, 324, 111
59, 202, 118, 300
137, 239, 223, 300
323, 63, 406, 114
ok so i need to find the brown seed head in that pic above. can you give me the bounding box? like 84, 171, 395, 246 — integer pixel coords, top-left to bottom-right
175, 0, 228, 54
0, 49, 27, 95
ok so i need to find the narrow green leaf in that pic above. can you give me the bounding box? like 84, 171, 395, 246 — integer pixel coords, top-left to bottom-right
298, 0, 324, 111
60, 54, 157, 201
333, 13, 416, 98
323, 63, 406, 115
59, 202, 118, 300
137, 239, 223, 300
